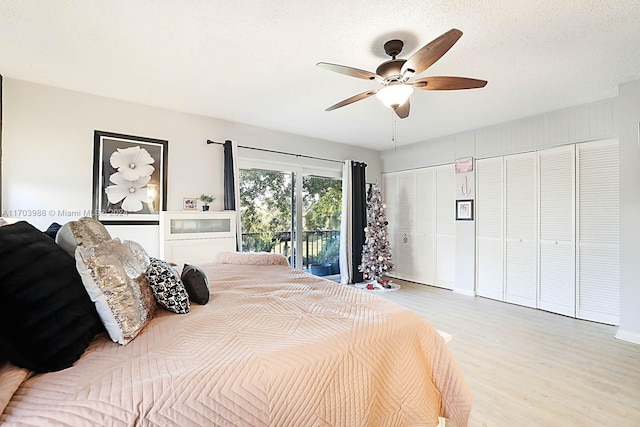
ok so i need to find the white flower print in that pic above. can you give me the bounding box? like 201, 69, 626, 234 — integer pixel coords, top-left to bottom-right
109, 146, 155, 181
105, 172, 151, 212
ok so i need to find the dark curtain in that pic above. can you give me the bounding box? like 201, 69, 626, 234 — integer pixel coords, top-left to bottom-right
351, 161, 367, 283
223, 140, 235, 211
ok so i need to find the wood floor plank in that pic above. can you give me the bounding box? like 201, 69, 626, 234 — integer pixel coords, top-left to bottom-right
369, 279, 640, 427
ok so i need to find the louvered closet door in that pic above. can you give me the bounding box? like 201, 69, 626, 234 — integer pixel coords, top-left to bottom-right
382, 173, 398, 279
476, 157, 504, 300
504, 152, 537, 308
538, 146, 575, 317
395, 171, 415, 280
435, 164, 456, 288
576, 140, 619, 325
413, 168, 435, 284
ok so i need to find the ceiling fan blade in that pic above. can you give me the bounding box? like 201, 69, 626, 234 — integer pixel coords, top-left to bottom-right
317, 62, 380, 81
325, 90, 378, 111
401, 29, 463, 77
394, 98, 410, 119
413, 76, 488, 90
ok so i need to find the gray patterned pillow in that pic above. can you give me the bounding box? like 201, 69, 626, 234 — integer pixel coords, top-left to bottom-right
146, 258, 190, 314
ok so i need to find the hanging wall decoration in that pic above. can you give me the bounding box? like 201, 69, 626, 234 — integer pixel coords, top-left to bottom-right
455, 157, 474, 173
92, 131, 168, 225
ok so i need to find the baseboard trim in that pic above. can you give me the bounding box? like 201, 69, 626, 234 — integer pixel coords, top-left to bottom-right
453, 287, 475, 297
615, 329, 640, 345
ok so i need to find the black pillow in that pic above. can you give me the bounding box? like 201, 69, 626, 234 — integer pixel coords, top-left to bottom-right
181, 263, 210, 305
0, 221, 103, 372
44, 222, 62, 240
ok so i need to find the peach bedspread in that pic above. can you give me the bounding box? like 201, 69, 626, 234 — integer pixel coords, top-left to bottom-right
1, 263, 471, 426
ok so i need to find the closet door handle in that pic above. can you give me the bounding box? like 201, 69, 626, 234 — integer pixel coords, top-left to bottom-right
403, 234, 408, 243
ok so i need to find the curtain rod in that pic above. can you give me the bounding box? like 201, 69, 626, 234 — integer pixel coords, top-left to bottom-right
206, 139, 344, 164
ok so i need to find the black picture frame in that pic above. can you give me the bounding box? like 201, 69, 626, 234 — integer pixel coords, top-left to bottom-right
455, 199, 474, 221
92, 130, 168, 225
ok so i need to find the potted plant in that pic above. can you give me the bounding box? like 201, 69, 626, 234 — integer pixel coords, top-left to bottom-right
199, 194, 215, 211
310, 262, 333, 276
312, 237, 340, 276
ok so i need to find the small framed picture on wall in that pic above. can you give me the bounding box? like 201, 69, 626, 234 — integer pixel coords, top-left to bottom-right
183, 198, 198, 210
456, 199, 474, 221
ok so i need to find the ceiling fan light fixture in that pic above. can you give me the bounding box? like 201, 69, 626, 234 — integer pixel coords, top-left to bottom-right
376, 84, 413, 109
317, 29, 486, 118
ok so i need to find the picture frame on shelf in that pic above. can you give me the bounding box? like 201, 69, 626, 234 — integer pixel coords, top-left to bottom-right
183, 198, 198, 211
455, 199, 474, 221
92, 130, 168, 225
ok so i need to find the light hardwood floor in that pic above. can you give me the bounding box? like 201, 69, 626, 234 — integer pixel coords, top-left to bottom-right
371, 279, 640, 427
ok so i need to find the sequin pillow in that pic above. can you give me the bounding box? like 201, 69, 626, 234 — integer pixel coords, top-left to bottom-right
75, 239, 156, 345
146, 258, 190, 314
56, 217, 112, 257
181, 264, 210, 305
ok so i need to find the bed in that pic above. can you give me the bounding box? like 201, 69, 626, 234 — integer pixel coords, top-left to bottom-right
0, 222, 472, 427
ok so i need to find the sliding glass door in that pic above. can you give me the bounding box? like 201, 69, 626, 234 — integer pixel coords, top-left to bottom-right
238, 168, 295, 262
301, 175, 341, 272
238, 161, 341, 272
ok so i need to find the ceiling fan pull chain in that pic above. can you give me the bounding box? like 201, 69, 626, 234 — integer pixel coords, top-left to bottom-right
392, 112, 397, 150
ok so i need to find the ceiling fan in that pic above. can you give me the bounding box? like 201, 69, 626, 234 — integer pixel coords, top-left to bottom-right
317, 28, 487, 119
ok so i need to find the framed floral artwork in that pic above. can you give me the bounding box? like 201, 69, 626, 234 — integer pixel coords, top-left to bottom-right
92, 131, 168, 225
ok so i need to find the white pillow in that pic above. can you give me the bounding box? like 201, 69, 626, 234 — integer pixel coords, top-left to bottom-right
75, 238, 155, 345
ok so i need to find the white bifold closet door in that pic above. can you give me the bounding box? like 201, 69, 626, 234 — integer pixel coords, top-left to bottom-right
476, 157, 504, 300
576, 140, 620, 324
504, 153, 537, 308
382, 173, 398, 278
538, 145, 575, 317
475, 141, 619, 324
435, 165, 456, 287
414, 168, 436, 284
394, 171, 415, 280
383, 165, 455, 288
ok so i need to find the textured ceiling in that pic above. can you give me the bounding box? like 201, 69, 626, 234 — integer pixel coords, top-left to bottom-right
1, 1, 639, 151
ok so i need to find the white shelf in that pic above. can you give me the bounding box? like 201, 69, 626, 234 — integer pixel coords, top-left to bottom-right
159, 211, 237, 265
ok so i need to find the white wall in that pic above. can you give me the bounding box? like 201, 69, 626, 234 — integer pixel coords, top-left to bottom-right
1, 78, 381, 256
618, 79, 640, 344
453, 133, 476, 296
382, 97, 619, 172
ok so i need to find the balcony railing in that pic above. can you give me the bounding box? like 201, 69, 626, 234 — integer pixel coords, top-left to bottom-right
242, 230, 339, 269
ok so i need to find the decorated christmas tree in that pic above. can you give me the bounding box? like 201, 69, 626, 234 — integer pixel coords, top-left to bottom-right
359, 183, 393, 285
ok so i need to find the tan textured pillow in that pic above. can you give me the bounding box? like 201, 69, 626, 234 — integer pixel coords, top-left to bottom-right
56, 217, 112, 257
75, 239, 155, 345
214, 251, 289, 266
